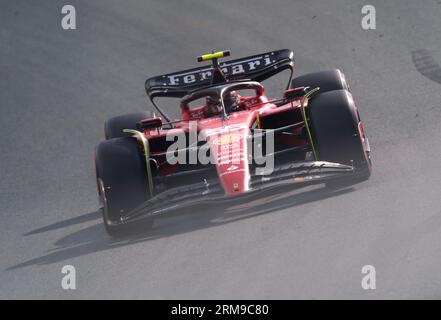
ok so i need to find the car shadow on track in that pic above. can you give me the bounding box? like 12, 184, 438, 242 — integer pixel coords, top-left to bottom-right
7, 185, 356, 270
22, 211, 100, 236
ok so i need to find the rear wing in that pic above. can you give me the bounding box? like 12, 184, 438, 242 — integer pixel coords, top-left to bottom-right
145, 49, 294, 100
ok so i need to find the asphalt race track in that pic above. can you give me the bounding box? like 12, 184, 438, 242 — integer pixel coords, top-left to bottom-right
1, 0, 441, 299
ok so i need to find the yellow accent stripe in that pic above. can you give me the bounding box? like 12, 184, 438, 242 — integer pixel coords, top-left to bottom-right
256, 113, 261, 129
123, 129, 154, 197
199, 51, 226, 61
300, 87, 320, 161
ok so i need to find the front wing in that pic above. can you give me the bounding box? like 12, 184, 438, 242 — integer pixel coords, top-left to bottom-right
108, 160, 359, 227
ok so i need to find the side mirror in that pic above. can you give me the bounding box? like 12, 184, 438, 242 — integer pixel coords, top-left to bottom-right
136, 117, 163, 131
284, 86, 309, 101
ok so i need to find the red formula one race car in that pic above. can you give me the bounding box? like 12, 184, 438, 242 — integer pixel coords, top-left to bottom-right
95, 49, 372, 237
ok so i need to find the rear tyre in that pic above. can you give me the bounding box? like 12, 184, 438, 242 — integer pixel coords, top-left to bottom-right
307, 89, 371, 186
291, 69, 349, 93
95, 137, 153, 237
104, 111, 152, 139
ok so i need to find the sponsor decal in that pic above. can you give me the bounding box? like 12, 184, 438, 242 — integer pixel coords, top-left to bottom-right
165, 121, 274, 174
213, 133, 241, 145
166, 55, 274, 85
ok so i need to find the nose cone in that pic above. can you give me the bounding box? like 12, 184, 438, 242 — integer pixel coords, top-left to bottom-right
219, 169, 249, 195
210, 131, 250, 196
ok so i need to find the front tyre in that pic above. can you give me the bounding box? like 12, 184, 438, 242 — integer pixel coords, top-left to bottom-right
307, 89, 372, 186
95, 137, 153, 237
104, 111, 152, 139
291, 69, 349, 93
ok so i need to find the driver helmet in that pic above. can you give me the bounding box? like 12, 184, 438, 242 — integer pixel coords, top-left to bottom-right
224, 91, 240, 113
